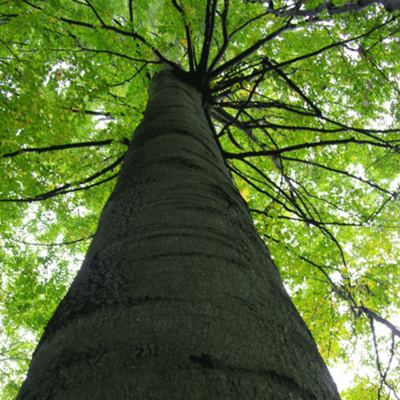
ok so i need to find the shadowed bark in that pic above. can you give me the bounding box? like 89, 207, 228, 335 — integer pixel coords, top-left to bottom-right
17, 71, 341, 400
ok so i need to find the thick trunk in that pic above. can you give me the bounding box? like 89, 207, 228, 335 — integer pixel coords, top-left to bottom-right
17, 71, 340, 400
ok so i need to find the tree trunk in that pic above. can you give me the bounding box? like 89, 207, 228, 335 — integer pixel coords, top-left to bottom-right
17, 71, 341, 400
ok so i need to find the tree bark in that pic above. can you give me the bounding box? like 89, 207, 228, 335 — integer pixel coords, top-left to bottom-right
17, 71, 341, 400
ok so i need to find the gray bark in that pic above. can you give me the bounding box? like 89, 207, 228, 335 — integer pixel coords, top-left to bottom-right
17, 71, 341, 400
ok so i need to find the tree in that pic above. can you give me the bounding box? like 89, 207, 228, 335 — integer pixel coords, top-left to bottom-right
1, 0, 400, 398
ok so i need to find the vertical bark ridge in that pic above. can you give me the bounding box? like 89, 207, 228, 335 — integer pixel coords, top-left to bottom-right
17, 71, 341, 400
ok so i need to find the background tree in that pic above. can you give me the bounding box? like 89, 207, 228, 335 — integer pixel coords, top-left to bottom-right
1, 0, 400, 398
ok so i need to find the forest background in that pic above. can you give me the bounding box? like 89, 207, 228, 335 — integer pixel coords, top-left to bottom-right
1, 0, 400, 398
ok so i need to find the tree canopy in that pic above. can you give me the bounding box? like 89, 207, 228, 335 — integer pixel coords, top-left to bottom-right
1, 0, 400, 398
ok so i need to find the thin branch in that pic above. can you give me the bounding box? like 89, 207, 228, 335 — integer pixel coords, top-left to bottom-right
319, 224, 348, 268
249, 118, 400, 137
223, 137, 398, 159
299, 256, 352, 299
10, 234, 94, 247
229, 10, 269, 38
230, 17, 398, 82
0, 155, 124, 203
57, 15, 174, 67
219, 73, 266, 137
0, 38, 23, 62
262, 57, 322, 116
208, 23, 295, 80
171, 0, 195, 72
84, 0, 106, 27
71, 46, 161, 64
261, 0, 400, 18
230, 161, 299, 215
361, 307, 400, 339
208, 0, 229, 73
220, 99, 318, 118
369, 318, 399, 400
280, 156, 394, 197
124, 0, 131, 24
34, 155, 124, 200
2, 140, 123, 159
199, 0, 218, 75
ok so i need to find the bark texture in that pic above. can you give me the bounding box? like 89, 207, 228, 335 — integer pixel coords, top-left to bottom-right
17, 71, 341, 399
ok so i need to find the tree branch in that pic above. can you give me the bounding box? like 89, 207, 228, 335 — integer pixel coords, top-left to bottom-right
223, 137, 398, 159
199, 0, 218, 75
208, 0, 229, 73
258, 0, 400, 17
0, 155, 124, 203
171, 0, 195, 72
208, 23, 295, 80
11, 234, 95, 247
2, 140, 126, 159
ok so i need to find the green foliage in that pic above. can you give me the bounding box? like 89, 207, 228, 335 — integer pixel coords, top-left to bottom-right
1, 0, 400, 397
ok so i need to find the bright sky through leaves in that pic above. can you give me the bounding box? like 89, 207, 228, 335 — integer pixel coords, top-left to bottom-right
1, 0, 400, 398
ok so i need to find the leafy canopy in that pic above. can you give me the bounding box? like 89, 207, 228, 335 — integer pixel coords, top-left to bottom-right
1, 0, 400, 398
